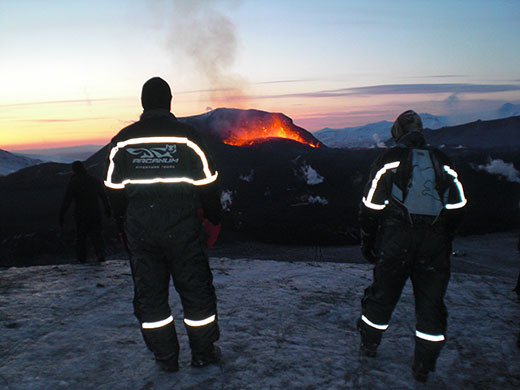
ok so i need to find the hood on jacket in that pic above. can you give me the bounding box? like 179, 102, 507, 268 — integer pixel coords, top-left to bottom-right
391, 110, 423, 142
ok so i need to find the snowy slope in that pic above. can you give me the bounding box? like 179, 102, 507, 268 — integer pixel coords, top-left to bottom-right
1, 238, 519, 389
0, 149, 41, 176
11, 145, 104, 164
314, 121, 392, 148
497, 103, 520, 119
313, 113, 449, 148
419, 112, 450, 129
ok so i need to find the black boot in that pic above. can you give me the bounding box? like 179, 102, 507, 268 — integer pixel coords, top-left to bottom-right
357, 317, 383, 357
191, 344, 221, 368
157, 354, 179, 372
412, 362, 429, 382
412, 336, 445, 382
141, 320, 180, 372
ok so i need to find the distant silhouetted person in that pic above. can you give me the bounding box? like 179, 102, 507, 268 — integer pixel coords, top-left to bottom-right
514, 233, 520, 298
103, 77, 222, 372
59, 161, 110, 263
516, 233, 520, 349
357, 110, 467, 382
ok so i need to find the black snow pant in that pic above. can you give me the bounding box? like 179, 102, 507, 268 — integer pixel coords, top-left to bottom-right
75, 215, 105, 263
361, 219, 451, 370
126, 212, 219, 361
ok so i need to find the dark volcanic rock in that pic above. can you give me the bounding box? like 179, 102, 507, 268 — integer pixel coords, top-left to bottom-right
423, 116, 520, 149
1, 109, 519, 266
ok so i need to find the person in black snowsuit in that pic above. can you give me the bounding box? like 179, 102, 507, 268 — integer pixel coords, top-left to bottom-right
513, 233, 520, 298
515, 233, 520, 349
104, 77, 222, 372
59, 161, 110, 263
356, 110, 467, 382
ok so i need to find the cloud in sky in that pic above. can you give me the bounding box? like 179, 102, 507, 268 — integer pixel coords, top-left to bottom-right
194, 83, 518, 102
295, 108, 394, 120
408, 75, 468, 79
346, 83, 520, 95
0, 98, 117, 108
255, 79, 315, 85
21, 118, 108, 123
276, 83, 520, 99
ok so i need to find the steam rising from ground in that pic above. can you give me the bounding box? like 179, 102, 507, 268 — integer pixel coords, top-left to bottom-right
220, 189, 233, 211
169, 0, 248, 106
476, 159, 520, 183
372, 133, 387, 148
298, 163, 324, 185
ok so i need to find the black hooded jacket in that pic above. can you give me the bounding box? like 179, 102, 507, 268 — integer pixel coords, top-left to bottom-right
103, 109, 221, 231
60, 168, 110, 224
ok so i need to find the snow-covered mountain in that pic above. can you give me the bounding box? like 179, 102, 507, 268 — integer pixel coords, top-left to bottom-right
314, 121, 392, 148
314, 113, 448, 148
313, 106, 520, 149
496, 102, 520, 119
12, 144, 103, 164
419, 112, 450, 129
1, 234, 519, 389
0, 149, 42, 176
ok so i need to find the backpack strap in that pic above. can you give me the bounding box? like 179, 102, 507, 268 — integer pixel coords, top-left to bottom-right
429, 149, 449, 203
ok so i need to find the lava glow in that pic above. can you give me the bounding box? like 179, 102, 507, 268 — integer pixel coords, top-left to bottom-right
222, 116, 320, 148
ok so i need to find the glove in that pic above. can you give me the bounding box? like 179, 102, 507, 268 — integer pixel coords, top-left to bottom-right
202, 219, 221, 249
198, 208, 221, 249
361, 233, 377, 263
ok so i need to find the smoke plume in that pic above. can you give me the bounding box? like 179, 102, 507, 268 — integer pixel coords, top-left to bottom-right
169, 0, 249, 106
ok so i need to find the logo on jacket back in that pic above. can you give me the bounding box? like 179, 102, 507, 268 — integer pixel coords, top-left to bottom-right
127, 144, 180, 164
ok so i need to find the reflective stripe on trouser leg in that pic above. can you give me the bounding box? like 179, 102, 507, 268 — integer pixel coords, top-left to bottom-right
414, 332, 446, 372
140, 316, 179, 360
184, 314, 216, 327
415, 330, 445, 342
361, 315, 389, 331
183, 314, 219, 353
142, 315, 174, 329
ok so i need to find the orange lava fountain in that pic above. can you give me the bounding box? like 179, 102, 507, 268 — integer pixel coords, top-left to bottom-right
222, 116, 320, 148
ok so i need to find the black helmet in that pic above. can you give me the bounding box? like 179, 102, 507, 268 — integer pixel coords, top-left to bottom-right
391, 110, 423, 142
141, 77, 172, 111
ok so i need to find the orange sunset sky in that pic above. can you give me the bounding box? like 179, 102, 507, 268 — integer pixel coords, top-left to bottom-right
1, 0, 519, 150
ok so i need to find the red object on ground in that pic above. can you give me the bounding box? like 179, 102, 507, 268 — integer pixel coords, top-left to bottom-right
197, 208, 221, 249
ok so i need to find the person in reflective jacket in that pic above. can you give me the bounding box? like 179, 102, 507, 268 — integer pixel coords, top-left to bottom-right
59, 160, 111, 263
357, 110, 467, 383
104, 77, 222, 372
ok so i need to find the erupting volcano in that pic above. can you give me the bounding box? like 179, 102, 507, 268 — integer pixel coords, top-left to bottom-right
222, 115, 320, 148
190, 108, 323, 148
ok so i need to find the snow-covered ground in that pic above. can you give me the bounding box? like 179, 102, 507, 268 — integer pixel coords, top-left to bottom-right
0, 150, 41, 176
1, 234, 519, 389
